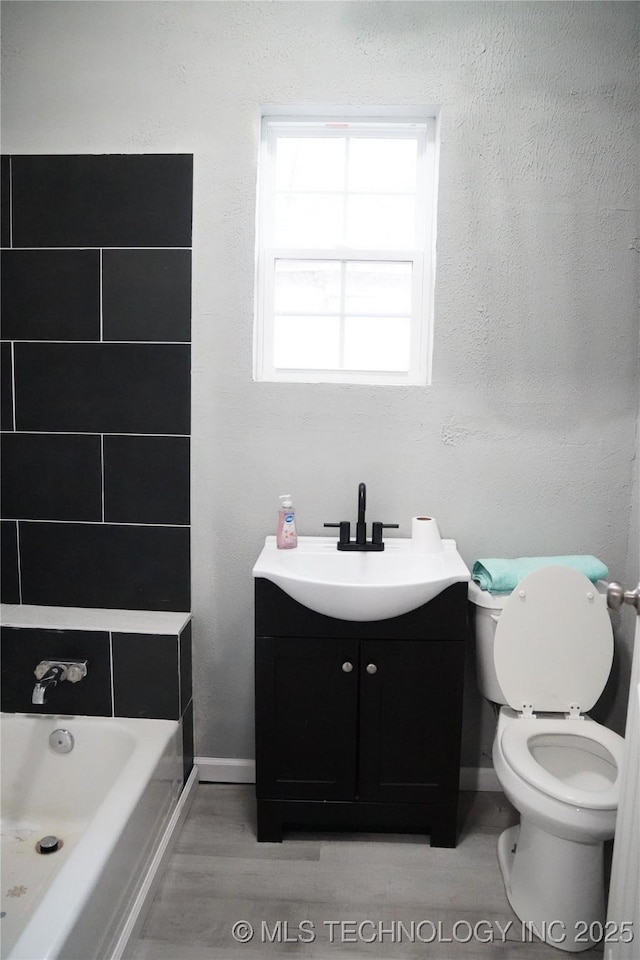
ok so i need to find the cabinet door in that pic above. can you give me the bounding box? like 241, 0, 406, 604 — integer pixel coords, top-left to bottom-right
255, 636, 359, 801
358, 639, 465, 804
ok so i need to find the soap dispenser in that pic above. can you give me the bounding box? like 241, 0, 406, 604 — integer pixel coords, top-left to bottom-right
276, 495, 298, 549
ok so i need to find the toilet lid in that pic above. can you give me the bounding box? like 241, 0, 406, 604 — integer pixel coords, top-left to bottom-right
494, 567, 613, 713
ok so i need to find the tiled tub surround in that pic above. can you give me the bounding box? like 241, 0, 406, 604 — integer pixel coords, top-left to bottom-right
0, 153, 192, 612
0, 605, 194, 784
0, 154, 194, 779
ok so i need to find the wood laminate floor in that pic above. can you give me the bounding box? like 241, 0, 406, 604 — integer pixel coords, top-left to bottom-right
131, 785, 605, 960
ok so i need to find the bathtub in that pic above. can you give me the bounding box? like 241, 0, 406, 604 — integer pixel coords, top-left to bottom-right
1, 713, 187, 960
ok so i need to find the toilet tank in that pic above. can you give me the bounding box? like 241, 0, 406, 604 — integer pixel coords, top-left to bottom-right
468, 581, 509, 703
468, 578, 610, 705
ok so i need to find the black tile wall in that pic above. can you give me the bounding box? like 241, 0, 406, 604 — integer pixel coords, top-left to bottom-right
19, 522, 190, 611
103, 249, 192, 342
1, 154, 193, 752
14, 342, 190, 434
1, 152, 192, 612
182, 698, 195, 785
1, 521, 19, 603
179, 621, 193, 716
1, 627, 112, 716
179, 621, 194, 783
113, 633, 180, 719
1, 342, 13, 431
1, 156, 10, 248
1, 433, 102, 521
104, 435, 190, 525
11, 154, 193, 248
1, 249, 101, 341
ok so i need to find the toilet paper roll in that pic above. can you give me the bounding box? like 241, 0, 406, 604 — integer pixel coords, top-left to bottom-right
411, 516, 444, 553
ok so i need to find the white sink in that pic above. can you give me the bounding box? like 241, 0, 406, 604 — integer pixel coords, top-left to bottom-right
253, 536, 470, 622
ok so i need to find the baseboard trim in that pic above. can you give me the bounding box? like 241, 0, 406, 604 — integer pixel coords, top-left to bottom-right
195, 757, 501, 792
195, 756, 256, 783
459, 765, 501, 792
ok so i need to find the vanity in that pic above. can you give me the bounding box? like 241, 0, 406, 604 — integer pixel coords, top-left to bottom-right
253, 533, 470, 847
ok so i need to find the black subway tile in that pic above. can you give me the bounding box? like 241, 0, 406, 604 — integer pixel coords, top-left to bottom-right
1, 627, 112, 716
112, 632, 179, 719
1, 342, 13, 431
104, 435, 189, 525
11, 154, 193, 248
1, 433, 102, 521
182, 699, 194, 784
103, 249, 191, 342
14, 342, 190, 435
1, 521, 19, 603
179, 621, 193, 716
1, 156, 10, 248
19, 522, 190, 611
1, 250, 101, 341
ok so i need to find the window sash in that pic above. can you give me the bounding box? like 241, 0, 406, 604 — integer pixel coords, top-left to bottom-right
264, 121, 430, 252
255, 117, 436, 385
258, 252, 426, 383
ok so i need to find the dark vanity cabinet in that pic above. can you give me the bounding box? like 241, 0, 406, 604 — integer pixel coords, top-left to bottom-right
255, 578, 467, 847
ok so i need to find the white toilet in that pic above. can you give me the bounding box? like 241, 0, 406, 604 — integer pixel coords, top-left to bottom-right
469, 566, 625, 953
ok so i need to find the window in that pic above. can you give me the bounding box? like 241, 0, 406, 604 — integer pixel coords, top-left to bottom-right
254, 115, 438, 385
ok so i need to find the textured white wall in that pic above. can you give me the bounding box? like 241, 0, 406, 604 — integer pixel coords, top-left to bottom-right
2, 1, 638, 766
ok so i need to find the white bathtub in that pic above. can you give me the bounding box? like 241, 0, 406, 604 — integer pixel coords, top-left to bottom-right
1, 713, 185, 960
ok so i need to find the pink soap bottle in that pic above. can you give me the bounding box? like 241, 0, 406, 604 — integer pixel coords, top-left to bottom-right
277, 494, 298, 549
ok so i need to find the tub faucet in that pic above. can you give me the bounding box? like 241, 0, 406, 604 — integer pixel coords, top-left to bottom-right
32, 660, 88, 705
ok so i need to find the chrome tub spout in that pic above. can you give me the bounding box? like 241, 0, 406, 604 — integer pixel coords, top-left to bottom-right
32, 660, 88, 705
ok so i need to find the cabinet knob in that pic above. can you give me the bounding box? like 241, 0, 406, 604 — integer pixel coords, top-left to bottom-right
341, 661, 354, 673
366, 663, 378, 675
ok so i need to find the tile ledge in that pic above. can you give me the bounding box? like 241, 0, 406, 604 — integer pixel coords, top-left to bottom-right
0, 603, 191, 635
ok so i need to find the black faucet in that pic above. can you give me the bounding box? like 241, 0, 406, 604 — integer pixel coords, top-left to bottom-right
324, 482, 399, 551
356, 481, 367, 546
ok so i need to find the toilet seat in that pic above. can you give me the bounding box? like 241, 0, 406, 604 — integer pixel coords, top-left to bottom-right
494, 567, 614, 714
501, 717, 623, 809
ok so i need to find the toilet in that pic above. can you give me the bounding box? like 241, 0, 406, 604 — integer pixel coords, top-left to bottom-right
469, 566, 625, 953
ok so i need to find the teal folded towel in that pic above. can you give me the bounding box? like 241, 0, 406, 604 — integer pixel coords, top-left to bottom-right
472, 556, 608, 593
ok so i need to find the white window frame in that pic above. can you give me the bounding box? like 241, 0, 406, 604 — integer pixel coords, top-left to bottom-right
254, 114, 438, 386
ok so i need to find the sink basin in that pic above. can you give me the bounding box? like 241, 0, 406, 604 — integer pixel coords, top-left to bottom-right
253, 536, 470, 622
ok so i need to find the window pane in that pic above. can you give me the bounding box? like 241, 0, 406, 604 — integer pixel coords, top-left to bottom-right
345, 261, 412, 315
348, 138, 417, 193
343, 316, 411, 371
273, 315, 340, 369
274, 260, 342, 314
274, 193, 344, 247
276, 137, 345, 192
346, 195, 415, 249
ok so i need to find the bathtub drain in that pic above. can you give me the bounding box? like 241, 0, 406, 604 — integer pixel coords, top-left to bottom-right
36, 836, 63, 854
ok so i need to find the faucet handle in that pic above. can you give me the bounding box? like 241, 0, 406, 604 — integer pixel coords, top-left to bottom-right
371, 522, 399, 545
324, 521, 351, 545
66, 661, 88, 683
34, 660, 63, 681
34, 661, 47, 680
